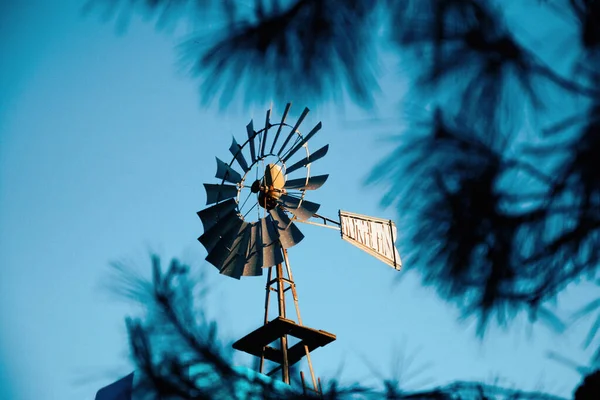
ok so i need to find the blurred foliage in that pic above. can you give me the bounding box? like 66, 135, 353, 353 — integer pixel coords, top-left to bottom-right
574, 370, 600, 400
371, 0, 600, 336
85, 0, 380, 107
109, 255, 578, 399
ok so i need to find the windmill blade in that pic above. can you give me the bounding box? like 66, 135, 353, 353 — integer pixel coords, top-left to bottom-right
246, 120, 257, 162
269, 103, 291, 154
277, 194, 321, 221
285, 145, 329, 174
204, 230, 235, 269
269, 206, 304, 248
196, 198, 237, 231
281, 122, 322, 163
242, 222, 263, 276
199, 210, 242, 254
219, 223, 251, 279
215, 157, 242, 184
204, 183, 238, 205
205, 221, 248, 276
261, 216, 284, 267
278, 107, 309, 156
260, 108, 271, 158
229, 137, 250, 172
284, 174, 329, 191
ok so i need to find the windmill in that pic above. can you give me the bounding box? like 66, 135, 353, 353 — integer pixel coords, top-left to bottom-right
197, 103, 402, 395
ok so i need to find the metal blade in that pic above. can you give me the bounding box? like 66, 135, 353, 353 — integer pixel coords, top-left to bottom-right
229, 137, 250, 172
269, 103, 291, 154
205, 221, 247, 275
204, 183, 238, 205
196, 198, 237, 231
269, 207, 304, 248
219, 223, 251, 279
260, 108, 271, 157
215, 157, 242, 184
246, 120, 256, 162
281, 121, 322, 163
278, 107, 309, 156
285, 144, 329, 174
277, 194, 321, 220
242, 222, 263, 276
261, 216, 284, 267
284, 174, 329, 191
199, 210, 242, 254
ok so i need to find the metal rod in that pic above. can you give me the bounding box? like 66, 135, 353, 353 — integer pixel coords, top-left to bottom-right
264, 267, 273, 325
300, 371, 307, 395
313, 212, 341, 226
293, 219, 341, 230
282, 249, 318, 391
276, 263, 290, 384
282, 249, 302, 325
389, 220, 398, 269
259, 266, 273, 374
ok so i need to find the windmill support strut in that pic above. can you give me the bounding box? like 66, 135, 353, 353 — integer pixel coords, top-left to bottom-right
283, 249, 318, 391
233, 248, 335, 395
276, 262, 290, 383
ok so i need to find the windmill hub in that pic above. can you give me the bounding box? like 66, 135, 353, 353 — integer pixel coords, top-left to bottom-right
256, 184, 283, 210
250, 178, 281, 211
250, 163, 286, 210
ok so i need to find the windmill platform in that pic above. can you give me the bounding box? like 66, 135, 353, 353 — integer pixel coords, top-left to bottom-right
233, 316, 336, 368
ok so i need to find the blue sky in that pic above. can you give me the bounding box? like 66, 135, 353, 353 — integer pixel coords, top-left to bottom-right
0, 1, 597, 399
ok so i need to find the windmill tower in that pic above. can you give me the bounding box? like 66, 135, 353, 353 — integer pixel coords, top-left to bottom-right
197, 104, 402, 395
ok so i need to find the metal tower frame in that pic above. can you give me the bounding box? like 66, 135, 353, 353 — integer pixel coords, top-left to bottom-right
233, 248, 335, 394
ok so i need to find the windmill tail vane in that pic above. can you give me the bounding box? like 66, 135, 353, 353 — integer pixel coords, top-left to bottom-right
195, 103, 402, 394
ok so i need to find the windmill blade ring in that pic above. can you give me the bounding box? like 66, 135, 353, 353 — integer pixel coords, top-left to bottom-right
197, 103, 328, 277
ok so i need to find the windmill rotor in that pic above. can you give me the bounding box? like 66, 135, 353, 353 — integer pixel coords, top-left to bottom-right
197, 103, 328, 279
